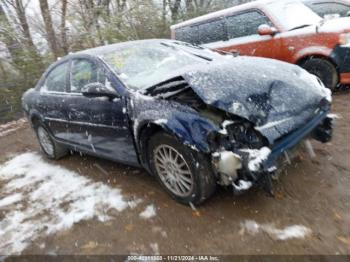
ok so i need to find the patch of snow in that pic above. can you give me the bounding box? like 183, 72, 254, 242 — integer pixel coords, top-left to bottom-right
154, 119, 168, 125
255, 117, 293, 131
0, 193, 22, 208
139, 204, 156, 219
327, 113, 342, 119
241, 220, 312, 240
233, 180, 252, 191
241, 147, 271, 172
150, 243, 160, 255
0, 152, 138, 255
0, 118, 27, 138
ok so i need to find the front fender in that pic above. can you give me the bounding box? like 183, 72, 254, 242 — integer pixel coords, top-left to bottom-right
130, 93, 219, 154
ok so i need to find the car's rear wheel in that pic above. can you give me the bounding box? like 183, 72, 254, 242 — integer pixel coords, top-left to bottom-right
35, 124, 68, 160
148, 132, 216, 205
301, 58, 339, 91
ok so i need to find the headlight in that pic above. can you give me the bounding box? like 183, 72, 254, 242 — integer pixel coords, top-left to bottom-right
208, 122, 267, 152
339, 33, 350, 45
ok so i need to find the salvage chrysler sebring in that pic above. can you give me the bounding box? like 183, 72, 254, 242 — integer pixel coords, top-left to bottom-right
22, 40, 333, 204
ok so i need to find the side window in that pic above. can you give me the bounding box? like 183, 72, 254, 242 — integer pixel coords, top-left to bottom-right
226, 11, 273, 39
70, 59, 106, 93
42, 62, 68, 92
309, 3, 350, 17
198, 19, 226, 44
175, 26, 199, 44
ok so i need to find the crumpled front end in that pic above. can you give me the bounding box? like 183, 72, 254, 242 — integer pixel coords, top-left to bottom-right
141, 56, 334, 195
209, 105, 333, 195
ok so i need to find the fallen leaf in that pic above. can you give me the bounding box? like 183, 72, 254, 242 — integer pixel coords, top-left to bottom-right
81, 241, 98, 250
192, 211, 201, 217
333, 212, 342, 221
125, 224, 134, 231
337, 236, 350, 246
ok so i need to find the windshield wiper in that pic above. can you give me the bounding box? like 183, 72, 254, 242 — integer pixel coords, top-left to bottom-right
289, 24, 312, 31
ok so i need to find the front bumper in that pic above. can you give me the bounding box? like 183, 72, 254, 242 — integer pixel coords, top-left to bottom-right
331, 44, 350, 84
216, 109, 333, 194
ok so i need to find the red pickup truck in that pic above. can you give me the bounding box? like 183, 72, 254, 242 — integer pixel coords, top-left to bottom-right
171, 0, 350, 91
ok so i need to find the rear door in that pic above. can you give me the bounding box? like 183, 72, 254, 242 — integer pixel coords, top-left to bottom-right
64, 57, 138, 164
38, 61, 70, 141
204, 10, 281, 59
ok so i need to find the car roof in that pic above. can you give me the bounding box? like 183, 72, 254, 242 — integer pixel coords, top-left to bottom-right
73, 39, 176, 57
171, 0, 300, 30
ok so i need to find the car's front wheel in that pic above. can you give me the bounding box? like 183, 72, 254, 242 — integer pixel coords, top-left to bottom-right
35, 124, 68, 160
148, 132, 216, 205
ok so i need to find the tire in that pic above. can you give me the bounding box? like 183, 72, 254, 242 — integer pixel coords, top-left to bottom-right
148, 132, 216, 205
301, 58, 339, 91
34, 124, 68, 160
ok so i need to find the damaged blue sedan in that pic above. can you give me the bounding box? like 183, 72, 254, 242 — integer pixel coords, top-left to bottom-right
22, 40, 333, 204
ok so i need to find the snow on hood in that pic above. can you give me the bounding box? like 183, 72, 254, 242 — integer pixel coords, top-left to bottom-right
180, 56, 330, 142
319, 17, 350, 33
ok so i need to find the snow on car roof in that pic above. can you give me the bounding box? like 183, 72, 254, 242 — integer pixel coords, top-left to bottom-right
170, 0, 314, 31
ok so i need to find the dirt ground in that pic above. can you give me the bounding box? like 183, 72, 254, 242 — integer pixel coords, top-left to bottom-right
0, 92, 350, 256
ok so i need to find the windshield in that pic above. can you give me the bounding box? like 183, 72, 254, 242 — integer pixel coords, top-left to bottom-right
268, 1, 322, 30
100, 41, 222, 90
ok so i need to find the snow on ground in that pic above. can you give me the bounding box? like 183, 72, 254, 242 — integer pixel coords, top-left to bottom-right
139, 204, 156, 219
0, 152, 139, 255
241, 220, 312, 240
0, 118, 27, 138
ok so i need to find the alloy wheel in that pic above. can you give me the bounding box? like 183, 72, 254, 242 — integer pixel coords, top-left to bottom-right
154, 145, 194, 197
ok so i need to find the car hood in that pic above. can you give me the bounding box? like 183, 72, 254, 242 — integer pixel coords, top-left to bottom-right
178, 57, 331, 143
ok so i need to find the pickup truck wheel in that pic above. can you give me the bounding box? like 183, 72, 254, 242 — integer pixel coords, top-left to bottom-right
301, 58, 338, 91
148, 132, 216, 205
35, 125, 68, 160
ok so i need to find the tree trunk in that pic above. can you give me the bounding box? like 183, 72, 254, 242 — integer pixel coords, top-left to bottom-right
60, 0, 68, 55
167, 0, 182, 22
39, 0, 61, 59
13, 0, 42, 66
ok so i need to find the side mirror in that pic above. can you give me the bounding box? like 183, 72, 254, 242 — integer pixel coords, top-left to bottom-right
258, 24, 278, 36
81, 82, 119, 99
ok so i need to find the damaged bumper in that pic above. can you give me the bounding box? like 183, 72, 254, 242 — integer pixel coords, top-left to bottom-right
212, 110, 333, 194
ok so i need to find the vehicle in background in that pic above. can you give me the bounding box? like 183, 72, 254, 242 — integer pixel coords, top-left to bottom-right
303, 0, 350, 18
22, 40, 333, 205
171, 0, 350, 91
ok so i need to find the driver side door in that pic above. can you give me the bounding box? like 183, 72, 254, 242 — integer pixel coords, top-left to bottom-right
64, 57, 138, 165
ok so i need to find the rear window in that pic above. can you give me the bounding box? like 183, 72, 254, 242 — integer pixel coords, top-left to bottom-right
42, 62, 68, 92
175, 18, 226, 45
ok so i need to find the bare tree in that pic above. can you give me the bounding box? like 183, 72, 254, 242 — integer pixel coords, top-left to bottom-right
39, 0, 61, 59
60, 0, 68, 55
